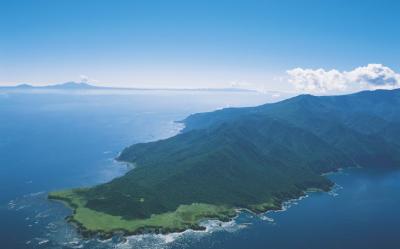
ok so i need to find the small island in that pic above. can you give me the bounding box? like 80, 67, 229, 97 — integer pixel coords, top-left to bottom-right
49, 88, 400, 238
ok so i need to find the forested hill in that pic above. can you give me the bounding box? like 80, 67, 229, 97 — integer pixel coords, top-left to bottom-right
180, 89, 400, 168
52, 88, 400, 235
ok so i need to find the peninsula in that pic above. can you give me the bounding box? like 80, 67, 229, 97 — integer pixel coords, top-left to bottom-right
49, 88, 400, 238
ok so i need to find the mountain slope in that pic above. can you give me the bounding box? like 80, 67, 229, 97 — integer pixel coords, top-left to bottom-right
85, 117, 349, 219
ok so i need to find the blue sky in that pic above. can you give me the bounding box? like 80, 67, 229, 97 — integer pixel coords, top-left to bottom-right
1, 0, 399, 92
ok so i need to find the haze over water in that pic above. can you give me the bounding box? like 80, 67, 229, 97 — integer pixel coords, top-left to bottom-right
1, 90, 400, 249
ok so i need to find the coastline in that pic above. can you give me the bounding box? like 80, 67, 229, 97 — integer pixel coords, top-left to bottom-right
48, 180, 332, 239
48, 120, 190, 239
47, 118, 339, 239
48, 190, 237, 239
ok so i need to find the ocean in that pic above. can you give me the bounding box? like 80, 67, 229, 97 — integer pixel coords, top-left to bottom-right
1, 89, 399, 249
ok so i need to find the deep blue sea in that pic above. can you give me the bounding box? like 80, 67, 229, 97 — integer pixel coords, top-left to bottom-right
1, 89, 400, 249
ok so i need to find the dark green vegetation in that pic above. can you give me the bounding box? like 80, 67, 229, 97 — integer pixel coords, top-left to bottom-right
51, 89, 400, 235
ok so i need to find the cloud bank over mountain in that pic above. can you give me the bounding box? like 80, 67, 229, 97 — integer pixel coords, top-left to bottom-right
287, 64, 400, 93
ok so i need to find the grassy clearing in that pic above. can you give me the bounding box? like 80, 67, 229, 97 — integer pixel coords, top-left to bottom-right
248, 200, 280, 213
48, 189, 236, 236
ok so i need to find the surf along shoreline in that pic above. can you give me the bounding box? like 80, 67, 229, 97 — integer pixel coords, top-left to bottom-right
48, 176, 334, 239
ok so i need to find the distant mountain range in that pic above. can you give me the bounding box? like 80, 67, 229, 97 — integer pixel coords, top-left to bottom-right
50, 88, 400, 237
0, 81, 258, 92
0, 82, 98, 90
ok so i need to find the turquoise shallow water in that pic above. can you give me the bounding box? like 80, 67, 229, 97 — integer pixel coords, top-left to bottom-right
1, 90, 400, 249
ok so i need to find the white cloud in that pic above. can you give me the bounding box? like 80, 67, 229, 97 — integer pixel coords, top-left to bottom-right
347, 64, 400, 89
287, 64, 400, 93
79, 75, 90, 83
79, 75, 98, 84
